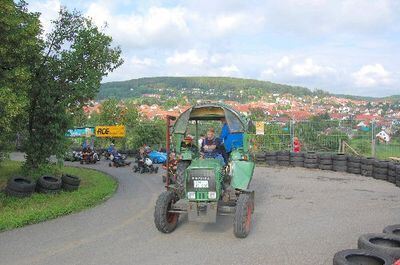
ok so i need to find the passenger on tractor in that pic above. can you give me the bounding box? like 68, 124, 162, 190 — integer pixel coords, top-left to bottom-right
200, 128, 225, 165
181, 135, 197, 153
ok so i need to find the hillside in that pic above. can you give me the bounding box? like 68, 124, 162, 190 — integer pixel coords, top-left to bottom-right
97, 76, 320, 102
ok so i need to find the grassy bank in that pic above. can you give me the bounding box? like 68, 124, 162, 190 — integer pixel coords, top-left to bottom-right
0, 160, 117, 232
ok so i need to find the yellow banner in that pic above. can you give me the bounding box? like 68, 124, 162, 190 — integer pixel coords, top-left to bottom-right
95, 125, 126, 138
255, 121, 264, 135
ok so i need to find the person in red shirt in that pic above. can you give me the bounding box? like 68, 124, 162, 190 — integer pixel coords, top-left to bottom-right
293, 137, 301, 153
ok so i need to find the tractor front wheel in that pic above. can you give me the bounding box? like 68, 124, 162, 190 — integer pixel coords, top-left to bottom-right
233, 193, 253, 238
154, 191, 179, 233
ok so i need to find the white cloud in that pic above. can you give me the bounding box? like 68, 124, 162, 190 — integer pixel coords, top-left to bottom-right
86, 4, 190, 48
292, 58, 336, 77
131, 56, 153, 67
28, 0, 61, 35
277, 56, 290, 69
352, 64, 393, 87
166, 50, 206, 66
220, 64, 240, 76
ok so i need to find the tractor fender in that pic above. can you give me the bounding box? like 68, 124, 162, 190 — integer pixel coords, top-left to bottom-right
230, 160, 255, 190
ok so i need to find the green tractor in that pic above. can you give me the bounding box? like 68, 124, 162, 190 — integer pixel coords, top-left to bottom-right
154, 103, 255, 238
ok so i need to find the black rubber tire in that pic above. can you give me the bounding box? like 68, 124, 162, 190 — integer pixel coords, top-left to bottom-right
176, 161, 190, 196
319, 164, 332, 170
362, 157, 375, 165
255, 152, 266, 162
265, 151, 277, 156
318, 153, 332, 159
388, 175, 396, 184
348, 162, 361, 168
374, 167, 388, 174
361, 164, 374, 171
333, 160, 347, 167
304, 163, 318, 169
348, 156, 361, 163
348, 167, 361, 174
266, 160, 278, 166
278, 161, 290, 166
4, 186, 33, 198
291, 161, 304, 167
361, 169, 373, 177
374, 173, 388, 180
37, 176, 62, 190
374, 160, 389, 168
383, 225, 400, 236
333, 165, 347, 172
154, 191, 179, 233
277, 150, 290, 156
36, 186, 61, 194
290, 156, 304, 162
358, 233, 400, 259
6, 177, 36, 193
305, 152, 318, 159
333, 248, 394, 265
290, 152, 303, 158
319, 159, 333, 165
304, 158, 318, 164
233, 193, 253, 238
333, 153, 347, 161
277, 155, 290, 161
62, 183, 79, 192
61, 174, 81, 186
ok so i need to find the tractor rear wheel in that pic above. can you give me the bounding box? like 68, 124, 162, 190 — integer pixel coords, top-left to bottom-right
234, 193, 253, 238
176, 161, 190, 196
154, 191, 179, 233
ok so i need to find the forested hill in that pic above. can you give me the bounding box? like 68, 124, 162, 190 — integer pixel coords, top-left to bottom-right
97, 76, 321, 101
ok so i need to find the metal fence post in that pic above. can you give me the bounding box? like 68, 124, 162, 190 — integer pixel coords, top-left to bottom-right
371, 120, 376, 158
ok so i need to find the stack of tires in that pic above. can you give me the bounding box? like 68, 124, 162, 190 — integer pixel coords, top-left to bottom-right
373, 160, 389, 181
361, 157, 375, 177
265, 151, 277, 166
4, 177, 36, 198
304, 152, 318, 169
387, 162, 397, 184
277, 151, 290, 166
255, 152, 266, 164
318, 153, 333, 170
347, 156, 361, 175
333, 224, 400, 264
290, 152, 304, 167
36, 176, 62, 194
61, 174, 81, 191
332, 153, 347, 172
396, 165, 400, 187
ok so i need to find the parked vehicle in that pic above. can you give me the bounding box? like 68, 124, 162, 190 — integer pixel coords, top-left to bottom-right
148, 150, 167, 164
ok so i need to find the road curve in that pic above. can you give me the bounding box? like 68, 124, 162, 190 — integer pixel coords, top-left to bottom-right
1, 161, 400, 265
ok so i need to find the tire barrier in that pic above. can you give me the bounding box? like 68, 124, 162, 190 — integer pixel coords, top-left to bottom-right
265, 151, 278, 166
388, 162, 397, 184
373, 160, 389, 181
396, 165, 400, 187
347, 156, 361, 175
361, 157, 374, 177
332, 153, 347, 172
358, 233, 400, 260
304, 151, 319, 169
276, 150, 290, 167
4, 176, 36, 198
318, 153, 333, 170
290, 152, 304, 167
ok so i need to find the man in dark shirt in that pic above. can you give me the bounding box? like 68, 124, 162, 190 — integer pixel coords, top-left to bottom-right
201, 128, 224, 165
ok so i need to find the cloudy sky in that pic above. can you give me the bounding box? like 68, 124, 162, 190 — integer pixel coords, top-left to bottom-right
28, 0, 400, 97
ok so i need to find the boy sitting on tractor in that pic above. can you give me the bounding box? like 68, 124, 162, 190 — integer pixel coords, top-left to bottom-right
200, 128, 225, 165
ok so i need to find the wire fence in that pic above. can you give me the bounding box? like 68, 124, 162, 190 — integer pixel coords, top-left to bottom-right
250, 120, 400, 159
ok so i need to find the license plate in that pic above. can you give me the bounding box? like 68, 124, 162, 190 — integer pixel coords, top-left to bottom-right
193, 180, 209, 188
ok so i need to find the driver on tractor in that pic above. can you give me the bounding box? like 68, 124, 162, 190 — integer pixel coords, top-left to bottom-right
200, 128, 225, 165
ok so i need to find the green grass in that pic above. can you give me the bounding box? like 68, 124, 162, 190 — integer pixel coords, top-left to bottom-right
0, 160, 117, 232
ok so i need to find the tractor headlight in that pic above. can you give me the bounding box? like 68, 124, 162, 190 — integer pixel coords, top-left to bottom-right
187, 191, 196, 200
208, 191, 217, 199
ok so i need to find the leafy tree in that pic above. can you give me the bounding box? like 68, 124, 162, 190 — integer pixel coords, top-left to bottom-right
25, 8, 123, 168
0, 0, 42, 160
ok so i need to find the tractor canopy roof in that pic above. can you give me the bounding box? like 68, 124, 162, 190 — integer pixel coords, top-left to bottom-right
173, 103, 248, 134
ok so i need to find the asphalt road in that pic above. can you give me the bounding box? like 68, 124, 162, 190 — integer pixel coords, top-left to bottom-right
1, 159, 400, 265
